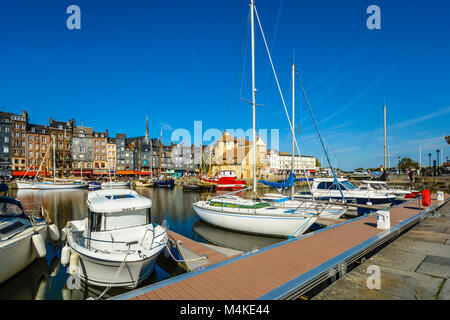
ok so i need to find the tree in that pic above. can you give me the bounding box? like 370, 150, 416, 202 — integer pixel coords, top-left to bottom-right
398, 157, 419, 173
315, 158, 321, 168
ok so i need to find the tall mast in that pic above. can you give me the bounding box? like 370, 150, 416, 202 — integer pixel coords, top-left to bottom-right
250, 0, 257, 195
159, 130, 162, 177
383, 103, 387, 171
62, 129, 66, 177
52, 134, 56, 181
291, 62, 295, 198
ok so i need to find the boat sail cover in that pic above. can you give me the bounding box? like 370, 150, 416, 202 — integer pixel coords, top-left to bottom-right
258, 172, 296, 189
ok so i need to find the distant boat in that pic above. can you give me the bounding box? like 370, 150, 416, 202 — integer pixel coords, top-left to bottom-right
15, 180, 36, 190
358, 180, 418, 200
101, 181, 131, 188
202, 170, 246, 191
295, 178, 397, 206
155, 179, 174, 189
33, 181, 89, 190
88, 182, 101, 190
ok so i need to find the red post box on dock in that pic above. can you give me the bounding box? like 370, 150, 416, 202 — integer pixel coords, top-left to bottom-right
422, 190, 431, 206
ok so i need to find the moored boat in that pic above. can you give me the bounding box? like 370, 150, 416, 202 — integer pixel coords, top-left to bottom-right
101, 181, 131, 188
192, 195, 318, 238
0, 195, 49, 284
65, 189, 168, 288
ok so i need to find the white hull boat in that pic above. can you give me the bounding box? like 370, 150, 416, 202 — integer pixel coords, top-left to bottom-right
192, 196, 318, 238
65, 189, 167, 288
101, 181, 131, 188
15, 180, 37, 190
0, 197, 48, 284
33, 181, 89, 190
295, 178, 397, 206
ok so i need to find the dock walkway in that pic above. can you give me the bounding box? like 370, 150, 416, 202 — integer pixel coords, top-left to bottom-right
113, 195, 448, 300
313, 201, 450, 300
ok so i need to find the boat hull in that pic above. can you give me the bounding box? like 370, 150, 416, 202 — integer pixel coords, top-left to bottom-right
0, 224, 47, 284
73, 249, 160, 289
15, 181, 37, 190
101, 182, 131, 188
192, 202, 317, 238
33, 182, 89, 190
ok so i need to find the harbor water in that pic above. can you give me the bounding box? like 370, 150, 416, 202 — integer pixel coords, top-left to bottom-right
0, 187, 289, 300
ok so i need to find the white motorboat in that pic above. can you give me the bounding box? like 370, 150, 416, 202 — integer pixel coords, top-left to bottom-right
0, 196, 48, 284
295, 178, 397, 206
192, 195, 318, 238
101, 181, 131, 188
65, 189, 168, 288
358, 180, 419, 199
260, 193, 348, 219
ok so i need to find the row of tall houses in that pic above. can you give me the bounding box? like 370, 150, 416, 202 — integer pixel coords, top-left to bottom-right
0, 110, 202, 178
0, 110, 318, 179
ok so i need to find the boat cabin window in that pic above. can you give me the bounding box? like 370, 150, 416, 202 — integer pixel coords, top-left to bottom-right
89, 208, 151, 232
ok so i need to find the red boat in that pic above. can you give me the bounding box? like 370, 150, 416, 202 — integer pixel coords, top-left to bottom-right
202, 170, 246, 191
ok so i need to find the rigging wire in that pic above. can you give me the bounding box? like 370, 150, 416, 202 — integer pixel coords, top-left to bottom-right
295, 68, 346, 202
253, 6, 315, 198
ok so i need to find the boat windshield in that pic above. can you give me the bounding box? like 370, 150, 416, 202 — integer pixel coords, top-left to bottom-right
0, 197, 27, 218
89, 208, 151, 231
341, 181, 357, 190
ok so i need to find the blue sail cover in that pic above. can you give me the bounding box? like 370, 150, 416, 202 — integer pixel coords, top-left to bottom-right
259, 172, 295, 189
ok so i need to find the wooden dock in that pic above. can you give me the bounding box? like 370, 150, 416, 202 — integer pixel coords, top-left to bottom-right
113, 195, 448, 300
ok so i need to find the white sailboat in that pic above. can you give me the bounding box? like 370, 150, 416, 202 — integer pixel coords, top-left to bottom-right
192, 0, 318, 238
260, 59, 348, 219
33, 134, 88, 190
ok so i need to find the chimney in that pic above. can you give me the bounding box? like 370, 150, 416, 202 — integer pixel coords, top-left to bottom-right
106, 129, 109, 137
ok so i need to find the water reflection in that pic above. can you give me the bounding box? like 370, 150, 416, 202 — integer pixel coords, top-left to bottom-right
193, 220, 282, 252
2, 186, 300, 300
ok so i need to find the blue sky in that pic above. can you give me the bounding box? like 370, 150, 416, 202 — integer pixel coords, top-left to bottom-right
0, 0, 449, 170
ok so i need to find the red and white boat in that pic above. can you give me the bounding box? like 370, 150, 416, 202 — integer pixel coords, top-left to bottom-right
202, 170, 246, 191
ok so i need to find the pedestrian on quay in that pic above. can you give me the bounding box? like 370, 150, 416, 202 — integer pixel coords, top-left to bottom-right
408, 169, 413, 183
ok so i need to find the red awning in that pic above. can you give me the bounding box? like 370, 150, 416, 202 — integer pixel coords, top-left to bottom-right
12, 170, 51, 177
73, 170, 93, 175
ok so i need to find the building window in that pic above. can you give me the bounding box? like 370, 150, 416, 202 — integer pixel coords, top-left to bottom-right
4, 137, 8, 143
3, 146, 9, 153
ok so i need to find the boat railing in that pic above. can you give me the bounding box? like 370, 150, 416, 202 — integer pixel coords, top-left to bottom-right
72, 232, 137, 254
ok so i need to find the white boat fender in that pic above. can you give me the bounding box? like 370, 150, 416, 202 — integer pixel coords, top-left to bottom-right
34, 277, 48, 300
61, 244, 71, 266
49, 256, 60, 277
61, 287, 72, 301
48, 224, 60, 242
32, 233, 47, 258
69, 252, 80, 276
366, 201, 372, 206
60, 227, 68, 241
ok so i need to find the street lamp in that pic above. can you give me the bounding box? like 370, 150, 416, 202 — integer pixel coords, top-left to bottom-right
398, 156, 401, 172
428, 153, 432, 167
436, 149, 440, 167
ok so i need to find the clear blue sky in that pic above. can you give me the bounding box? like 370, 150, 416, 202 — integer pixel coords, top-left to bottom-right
1, 0, 449, 170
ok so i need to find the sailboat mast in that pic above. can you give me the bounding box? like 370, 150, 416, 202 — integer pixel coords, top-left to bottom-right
291, 63, 295, 198
250, 0, 257, 195
383, 104, 387, 171
52, 134, 56, 181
